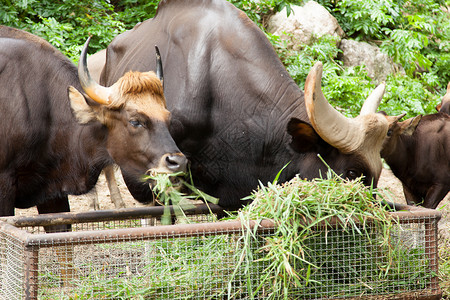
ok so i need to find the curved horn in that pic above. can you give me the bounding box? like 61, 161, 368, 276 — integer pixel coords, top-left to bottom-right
360, 83, 385, 115
78, 37, 112, 105
155, 45, 164, 88
304, 62, 364, 153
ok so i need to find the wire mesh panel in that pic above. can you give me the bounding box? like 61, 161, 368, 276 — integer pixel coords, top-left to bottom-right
0, 204, 442, 300
290, 216, 439, 299
34, 231, 268, 299
0, 231, 27, 299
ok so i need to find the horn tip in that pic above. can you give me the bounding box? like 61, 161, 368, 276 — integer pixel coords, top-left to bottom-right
83, 36, 92, 49
376, 82, 386, 91
313, 61, 323, 72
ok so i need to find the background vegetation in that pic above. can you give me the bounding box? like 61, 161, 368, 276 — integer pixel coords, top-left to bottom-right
1, 0, 448, 117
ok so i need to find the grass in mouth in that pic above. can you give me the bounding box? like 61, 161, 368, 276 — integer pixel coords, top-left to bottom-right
145, 170, 219, 224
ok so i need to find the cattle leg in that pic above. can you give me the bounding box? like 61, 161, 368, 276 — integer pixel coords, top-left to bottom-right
86, 166, 125, 210
402, 185, 423, 207
36, 196, 71, 232
424, 185, 449, 209
104, 165, 126, 209
0, 197, 14, 216
0, 174, 16, 216
0, 203, 14, 217
86, 186, 100, 210
37, 196, 74, 287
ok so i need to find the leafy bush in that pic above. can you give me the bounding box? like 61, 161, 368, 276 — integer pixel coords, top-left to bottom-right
1, 0, 447, 116
315, 0, 450, 101
229, 0, 295, 26
0, 0, 125, 61
381, 73, 441, 117
112, 0, 159, 26
279, 34, 377, 117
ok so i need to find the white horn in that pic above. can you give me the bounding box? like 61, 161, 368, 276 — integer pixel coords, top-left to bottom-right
360, 83, 385, 115
304, 62, 364, 153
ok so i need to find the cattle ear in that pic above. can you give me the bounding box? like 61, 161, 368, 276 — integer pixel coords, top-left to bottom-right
68, 86, 97, 124
400, 115, 422, 136
287, 118, 320, 153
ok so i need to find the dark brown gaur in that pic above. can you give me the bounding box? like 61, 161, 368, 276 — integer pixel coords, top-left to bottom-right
0, 26, 186, 222
381, 112, 450, 208
96, 0, 399, 210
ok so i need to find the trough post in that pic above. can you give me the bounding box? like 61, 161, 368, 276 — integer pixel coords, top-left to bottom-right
424, 217, 440, 294
24, 245, 39, 300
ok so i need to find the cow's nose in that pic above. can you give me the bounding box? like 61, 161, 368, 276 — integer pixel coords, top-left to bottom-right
164, 153, 187, 172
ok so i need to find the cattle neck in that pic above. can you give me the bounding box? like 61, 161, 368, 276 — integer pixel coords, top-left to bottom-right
57, 118, 113, 195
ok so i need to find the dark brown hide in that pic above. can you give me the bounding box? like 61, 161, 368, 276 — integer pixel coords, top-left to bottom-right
381, 113, 450, 208
0, 26, 186, 218
99, 0, 388, 210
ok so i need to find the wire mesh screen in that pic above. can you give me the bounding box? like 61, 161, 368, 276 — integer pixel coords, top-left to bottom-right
0, 230, 27, 300
36, 231, 266, 299
291, 217, 439, 299
0, 204, 441, 300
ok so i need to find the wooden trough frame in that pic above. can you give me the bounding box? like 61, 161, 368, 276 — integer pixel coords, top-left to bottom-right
0, 202, 442, 299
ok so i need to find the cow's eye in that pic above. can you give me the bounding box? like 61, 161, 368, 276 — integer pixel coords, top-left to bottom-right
346, 170, 359, 180
129, 120, 143, 128
387, 129, 393, 137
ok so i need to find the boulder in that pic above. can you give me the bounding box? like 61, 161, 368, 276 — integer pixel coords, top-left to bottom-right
267, 1, 344, 50
339, 39, 402, 82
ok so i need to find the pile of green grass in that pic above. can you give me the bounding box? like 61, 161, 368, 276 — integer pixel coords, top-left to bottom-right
38, 171, 436, 299
231, 171, 433, 299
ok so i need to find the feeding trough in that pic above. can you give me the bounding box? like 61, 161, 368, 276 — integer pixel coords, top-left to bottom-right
0, 202, 442, 299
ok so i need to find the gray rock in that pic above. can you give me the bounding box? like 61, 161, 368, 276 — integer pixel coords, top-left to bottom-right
338, 39, 403, 83
267, 1, 344, 50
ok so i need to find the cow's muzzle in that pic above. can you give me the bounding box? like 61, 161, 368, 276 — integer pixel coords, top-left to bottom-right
161, 153, 187, 173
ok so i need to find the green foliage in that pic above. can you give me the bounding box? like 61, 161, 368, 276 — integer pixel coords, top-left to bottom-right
281, 31, 441, 118
269, 0, 448, 117
278, 34, 379, 117
282, 35, 342, 89
113, 0, 159, 26
0, 0, 125, 61
381, 73, 441, 118
381, 29, 432, 76
316, 0, 450, 90
317, 0, 401, 39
